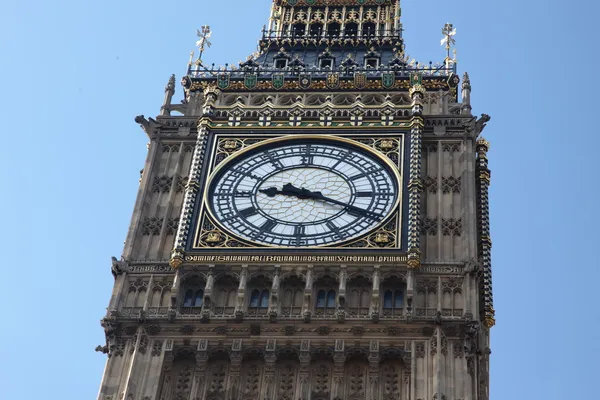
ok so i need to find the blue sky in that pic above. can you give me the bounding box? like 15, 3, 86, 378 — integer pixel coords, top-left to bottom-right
0, 0, 598, 399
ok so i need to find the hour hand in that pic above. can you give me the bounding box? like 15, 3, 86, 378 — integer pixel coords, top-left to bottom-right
259, 187, 281, 197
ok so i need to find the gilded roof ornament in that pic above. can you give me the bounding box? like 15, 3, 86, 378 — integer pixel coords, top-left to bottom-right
441, 23, 457, 69
195, 26, 212, 64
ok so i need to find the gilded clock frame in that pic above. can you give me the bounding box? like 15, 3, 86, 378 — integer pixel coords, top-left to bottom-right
191, 132, 406, 251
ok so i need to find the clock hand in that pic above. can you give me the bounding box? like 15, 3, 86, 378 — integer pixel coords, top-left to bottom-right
259, 183, 383, 220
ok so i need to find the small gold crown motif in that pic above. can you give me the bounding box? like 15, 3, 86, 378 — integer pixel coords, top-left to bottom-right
206, 232, 223, 244
374, 232, 390, 244
223, 140, 238, 150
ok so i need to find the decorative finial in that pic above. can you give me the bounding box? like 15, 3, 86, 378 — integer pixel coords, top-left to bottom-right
441, 23, 457, 68
195, 26, 212, 64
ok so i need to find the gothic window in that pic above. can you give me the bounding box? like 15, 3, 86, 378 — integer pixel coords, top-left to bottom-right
415, 280, 437, 317
315, 289, 336, 315
310, 23, 323, 37
213, 275, 239, 316
292, 23, 306, 38
247, 276, 272, 316
180, 276, 206, 315
344, 22, 358, 37
327, 22, 341, 38
382, 276, 406, 317
281, 276, 305, 317
363, 22, 377, 38
182, 289, 204, 307
275, 58, 288, 69
347, 276, 371, 317
320, 58, 334, 70
365, 57, 380, 69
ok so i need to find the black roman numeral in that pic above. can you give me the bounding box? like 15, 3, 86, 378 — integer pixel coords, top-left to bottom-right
260, 219, 277, 233
239, 207, 258, 218
356, 191, 374, 197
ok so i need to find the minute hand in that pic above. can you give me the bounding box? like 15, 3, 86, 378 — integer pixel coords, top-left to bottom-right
296, 188, 382, 220
313, 193, 380, 217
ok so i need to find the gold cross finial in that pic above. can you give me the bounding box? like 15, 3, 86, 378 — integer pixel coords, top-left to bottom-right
195, 26, 212, 63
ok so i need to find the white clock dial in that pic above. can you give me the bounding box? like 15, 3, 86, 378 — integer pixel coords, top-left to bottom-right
207, 137, 399, 247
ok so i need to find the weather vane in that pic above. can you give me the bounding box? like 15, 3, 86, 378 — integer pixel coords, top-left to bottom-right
441, 23, 457, 69
196, 26, 212, 64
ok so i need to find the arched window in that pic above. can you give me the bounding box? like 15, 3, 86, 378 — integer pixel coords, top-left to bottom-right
394, 290, 403, 308
183, 290, 194, 307
363, 22, 376, 39
194, 290, 204, 307
327, 22, 341, 38
292, 23, 306, 38
281, 276, 305, 317
180, 276, 207, 314
309, 23, 323, 38
316, 290, 326, 308
383, 290, 393, 309
249, 289, 261, 308
344, 22, 358, 37
382, 280, 405, 317
327, 290, 336, 307
260, 290, 270, 308
315, 276, 337, 315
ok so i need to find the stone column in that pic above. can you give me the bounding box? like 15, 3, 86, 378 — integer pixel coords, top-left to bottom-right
368, 341, 380, 400
269, 266, 280, 320
476, 138, 495, 329
297, 340, 312, 400
263, 340, 278, 400
407, 77, 425, 270
333, 340, 346, 399
370, 266, 380, 321
170, 86, 220, 268
235, 266, 248, 320
303, 266, 314, 322
227, 339, 243, 400
190, 339, 209, 400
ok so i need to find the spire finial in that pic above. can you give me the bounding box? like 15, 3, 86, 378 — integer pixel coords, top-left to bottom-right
195, 26, 213, 64
441, 23, 457, 69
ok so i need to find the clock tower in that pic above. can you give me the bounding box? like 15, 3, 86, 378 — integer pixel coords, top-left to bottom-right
97, 1, 494, 400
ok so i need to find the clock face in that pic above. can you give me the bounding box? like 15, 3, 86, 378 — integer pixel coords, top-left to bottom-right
206, 136, 400, 247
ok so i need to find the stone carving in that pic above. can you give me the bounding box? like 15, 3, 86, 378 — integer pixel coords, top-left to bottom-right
382, 364, 400, 400
424, 176, 438, 193
276, 364, 297, 400
441, 176, 461, 193
141, 217, 163, 236
242, 363, 262, 397
152, 340, 163, 357
442, 218, 462, 236
207, 364, 228, 397
152, 176, 173, 193
312, 364, 331, 400
421, 217, 438, 236
416, 342, 425, 358
138, 334, 149, 354
347, 364, 366, 398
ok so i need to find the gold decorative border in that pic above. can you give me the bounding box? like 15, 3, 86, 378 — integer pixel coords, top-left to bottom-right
189, 78, 449, 93
192, 133, 405, 249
